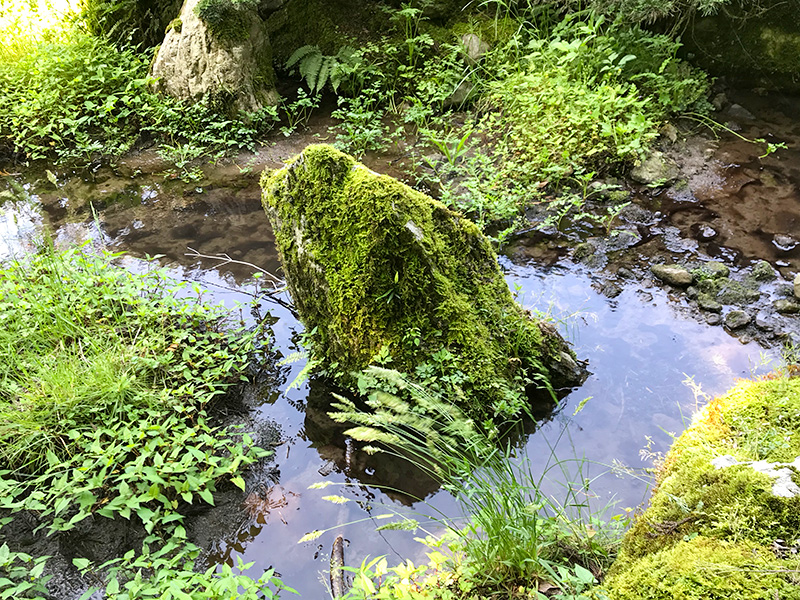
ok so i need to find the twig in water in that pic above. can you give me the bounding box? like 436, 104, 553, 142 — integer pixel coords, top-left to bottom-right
185, 247, 285, 287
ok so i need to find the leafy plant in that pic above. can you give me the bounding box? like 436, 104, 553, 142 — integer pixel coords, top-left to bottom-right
0, 244, 292, 598
332, 88, 389, 158
285, 44, 360, 95
329, 367, 625, 597
279, 88, 320, 136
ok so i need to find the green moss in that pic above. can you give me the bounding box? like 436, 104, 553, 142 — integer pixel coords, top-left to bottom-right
606, 536, 799, 599
195, 0, 258, 42
261, 145, 578, 419
605, 377, 800, 597
166, 17, 182, 33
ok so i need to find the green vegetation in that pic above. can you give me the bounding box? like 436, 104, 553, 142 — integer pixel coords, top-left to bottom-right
0, 1, 280, 166
604, 375, 800, 598
272, 4, 711, 239
0, 245, 293, 599
194, 0, 258, 42
262, 145, 580, 421
316, 368, 622, 599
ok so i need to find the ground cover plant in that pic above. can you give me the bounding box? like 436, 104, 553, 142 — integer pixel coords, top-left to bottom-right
299, 4, 711, 242
0, 244, 293, 599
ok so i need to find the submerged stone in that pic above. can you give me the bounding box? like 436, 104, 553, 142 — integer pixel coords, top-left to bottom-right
651, 264, 693, 287
724, 310, 751, 330
260, 145, 584, 418
716, 280, 760, 305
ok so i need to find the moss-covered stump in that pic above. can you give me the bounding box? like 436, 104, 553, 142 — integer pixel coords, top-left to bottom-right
604, 376, 800, 599
261, 145, 584, 419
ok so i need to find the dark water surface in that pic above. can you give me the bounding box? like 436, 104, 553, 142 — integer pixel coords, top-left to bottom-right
0, 91, 797, 597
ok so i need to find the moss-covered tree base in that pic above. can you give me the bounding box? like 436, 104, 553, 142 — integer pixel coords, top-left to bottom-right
604, 376, 800, 599
261, 145, 584, 419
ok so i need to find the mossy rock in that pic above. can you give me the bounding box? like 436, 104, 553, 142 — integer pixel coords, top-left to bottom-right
604, 376, 800, 598
684, 0, 800, 92
260, 145, 584, 419
267, 0, 387, 63
605, 536, 799, 599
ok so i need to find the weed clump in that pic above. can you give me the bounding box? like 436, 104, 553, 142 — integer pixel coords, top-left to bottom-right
262, 145, 583, 420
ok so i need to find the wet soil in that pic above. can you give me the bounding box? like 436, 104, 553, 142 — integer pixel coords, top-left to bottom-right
0, 88, 798, 598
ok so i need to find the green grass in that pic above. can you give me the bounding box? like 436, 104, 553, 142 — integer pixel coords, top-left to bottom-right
329, 367, 623, 599
0, 24, 278, 165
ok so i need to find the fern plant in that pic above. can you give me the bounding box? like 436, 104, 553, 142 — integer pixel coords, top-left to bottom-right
285, 44, 359, 94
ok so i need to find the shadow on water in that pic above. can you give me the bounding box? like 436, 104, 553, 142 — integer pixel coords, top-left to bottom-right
0, 89, 798, 597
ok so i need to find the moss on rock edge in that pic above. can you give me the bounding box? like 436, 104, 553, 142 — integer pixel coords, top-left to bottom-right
260, 145, 583, 419
603, 376, 800, 599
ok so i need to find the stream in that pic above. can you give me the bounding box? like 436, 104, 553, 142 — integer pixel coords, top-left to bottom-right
0, 88, 798, 597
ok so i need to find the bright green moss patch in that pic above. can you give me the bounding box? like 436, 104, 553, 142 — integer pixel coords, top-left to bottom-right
195, 0, 258, 42
604, 376, 800, 598
261, 145, 581, 419
606, 536, 800, 600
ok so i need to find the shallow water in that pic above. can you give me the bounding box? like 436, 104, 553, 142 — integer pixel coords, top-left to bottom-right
0, 90, 798, 597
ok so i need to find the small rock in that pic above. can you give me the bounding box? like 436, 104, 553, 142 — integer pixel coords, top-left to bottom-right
444, 81, 476, 107
630, 151, 680, 186
717, 281, 760, 305
725, 310, 751, 330
755, 314, 773, 331
697, 294, 722, 313
774, 299, 800, 314
750, 260, 776, 281
600, 282, 622, 299
605, 230, 642, 252
685, 286, 698, 299
727, 103, 755, 121
711, 92, 728, 111
697, 225, 718, 241
617, 267, 635, 279
637, 291, 654, 303
461, 33, 490, 64
651, 264, 693, 287
794, 273, 800, 299
773, 234, 798, 252
660, 123, 678, 143
705, 313, 722, 326
705, 262, 730, 278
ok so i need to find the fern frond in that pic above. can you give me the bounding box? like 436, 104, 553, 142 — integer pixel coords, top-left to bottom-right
285, 44, 318, 69
316, 57, 332, 94
300, 52, 323, 92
